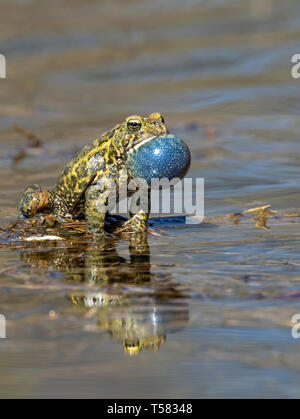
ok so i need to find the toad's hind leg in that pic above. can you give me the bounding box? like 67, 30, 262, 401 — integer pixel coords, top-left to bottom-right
19, 185, 55, 219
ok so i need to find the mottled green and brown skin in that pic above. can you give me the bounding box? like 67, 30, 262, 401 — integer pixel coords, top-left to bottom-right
19, 112, 168, 236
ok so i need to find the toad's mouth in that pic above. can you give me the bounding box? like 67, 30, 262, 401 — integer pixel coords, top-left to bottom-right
126, 134, 158, 152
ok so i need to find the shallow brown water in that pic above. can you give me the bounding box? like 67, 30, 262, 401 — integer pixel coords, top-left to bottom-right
0, 0, 300, 398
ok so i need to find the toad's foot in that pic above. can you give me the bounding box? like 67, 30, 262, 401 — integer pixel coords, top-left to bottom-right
19, 185, 55, 219
120, 210, 149, 233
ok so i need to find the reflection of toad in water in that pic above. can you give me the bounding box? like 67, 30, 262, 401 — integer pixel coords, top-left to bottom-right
69, 286, 189, 355
21, 233, 189, 355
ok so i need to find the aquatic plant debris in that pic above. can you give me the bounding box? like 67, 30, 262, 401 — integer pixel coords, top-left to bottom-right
23, 235, 64, 241
0, 204, 299, 245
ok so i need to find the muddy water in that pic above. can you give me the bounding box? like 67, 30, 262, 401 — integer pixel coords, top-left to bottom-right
0, 0, 300, 398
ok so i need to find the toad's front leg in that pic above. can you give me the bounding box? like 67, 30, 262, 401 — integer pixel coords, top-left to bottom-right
124, 187, 151, 233
85, 182, 109, 237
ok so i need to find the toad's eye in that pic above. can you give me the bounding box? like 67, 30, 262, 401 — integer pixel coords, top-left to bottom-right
127, 119, 142, 132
